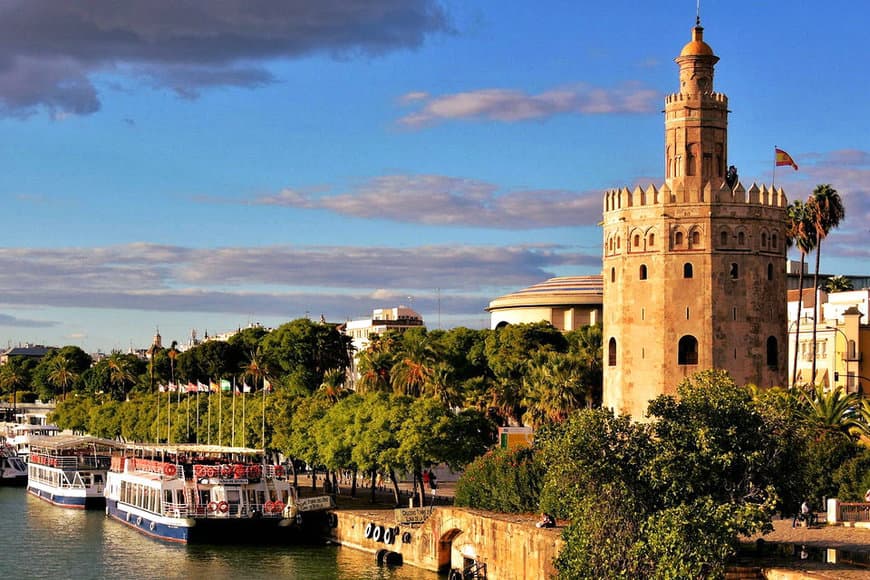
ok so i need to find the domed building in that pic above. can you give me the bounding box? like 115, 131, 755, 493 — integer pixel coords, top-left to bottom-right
486, 275, 603, 331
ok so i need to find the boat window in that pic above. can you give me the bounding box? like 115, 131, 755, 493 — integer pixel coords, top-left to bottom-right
94, 474, 103, 484
226, 489, 241, 504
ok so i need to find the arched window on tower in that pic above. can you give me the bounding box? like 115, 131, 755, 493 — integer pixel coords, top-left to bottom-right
772, 233, 778, 248
766, 336, 778, 368
738, 231, 745, 246
678, 336, 699, 365
610, 267, 615, 283
767, 263, 774, 281
639, 264, 648, 280
675, 231, 684, 246
684, 263, 694, 278
691, 230, 701, 246
608, 338, 617, 366
648, 233, 655, 247
720, 230, 728, 246
761, 232, 767, 247
633, 234, 640, 248
730, 263, 739, 279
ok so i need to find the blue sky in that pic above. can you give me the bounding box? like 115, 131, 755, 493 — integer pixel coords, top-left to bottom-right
0, 1, 867, 352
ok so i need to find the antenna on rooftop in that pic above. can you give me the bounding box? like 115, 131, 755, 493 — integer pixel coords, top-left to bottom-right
696, 0, 701, 26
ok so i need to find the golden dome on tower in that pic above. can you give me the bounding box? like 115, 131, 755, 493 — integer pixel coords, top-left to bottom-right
679, 25, 714, 57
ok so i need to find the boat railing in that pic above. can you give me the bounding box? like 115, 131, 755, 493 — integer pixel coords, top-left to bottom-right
178, 501, 288, 519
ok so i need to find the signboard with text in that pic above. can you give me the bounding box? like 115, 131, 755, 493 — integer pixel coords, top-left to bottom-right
296, 495, 334, 512
498, 426, 534, 450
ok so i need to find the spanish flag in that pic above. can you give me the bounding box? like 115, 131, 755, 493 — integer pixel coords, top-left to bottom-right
775, 148, 798, 171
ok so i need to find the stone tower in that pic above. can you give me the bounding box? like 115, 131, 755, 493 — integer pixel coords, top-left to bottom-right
602, 22, 788, 419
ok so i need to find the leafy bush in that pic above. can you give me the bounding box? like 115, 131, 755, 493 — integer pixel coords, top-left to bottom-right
834, 448, 870, 501
454, 446, 543, 513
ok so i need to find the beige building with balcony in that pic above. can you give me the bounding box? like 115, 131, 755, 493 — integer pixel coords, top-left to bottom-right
789, 289, 870, 394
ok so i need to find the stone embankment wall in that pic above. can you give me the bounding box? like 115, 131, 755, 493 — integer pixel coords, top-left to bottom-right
327, 507, 562, 580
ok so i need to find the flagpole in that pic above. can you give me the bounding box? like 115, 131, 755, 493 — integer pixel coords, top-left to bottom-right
772, 146, 777, 189
231, 377, 237, 447
219, 379, 223, 446
167, 384, 171, 443
261, 379, 267, 451
207, 382, 211, 446
195, 388, 199, 444
242, 382, 247, 449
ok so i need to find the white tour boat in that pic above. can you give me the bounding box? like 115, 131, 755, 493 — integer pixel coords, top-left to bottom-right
105, 443, 301, 544
27, 435, 124, 508
0, 439, 27, 486
7, 423, 61, 461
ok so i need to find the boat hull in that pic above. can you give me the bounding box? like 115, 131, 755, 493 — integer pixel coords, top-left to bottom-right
27, 485, 105, 509
106, 499, 301, 544
0, 474, 27, 487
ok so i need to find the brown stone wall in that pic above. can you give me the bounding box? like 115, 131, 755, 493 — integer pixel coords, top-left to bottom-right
327, 508, 562, 580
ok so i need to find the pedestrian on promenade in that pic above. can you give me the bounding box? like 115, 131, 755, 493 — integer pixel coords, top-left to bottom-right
793, 500, 812, 528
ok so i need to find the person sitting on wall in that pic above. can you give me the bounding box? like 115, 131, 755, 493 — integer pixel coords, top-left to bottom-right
793, 500, 812, 528
536, 513, 556, 528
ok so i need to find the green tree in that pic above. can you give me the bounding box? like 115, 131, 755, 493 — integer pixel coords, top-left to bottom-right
822, 275, 854, 293
48, 355, 80, 401
0, 357, 31, 409
521, 351, 589, 428
786, 199, 817, 387
807, 184, 845, 384
390, 328, 437, 397
107, 353, 137, 401
261, 318, 351, 394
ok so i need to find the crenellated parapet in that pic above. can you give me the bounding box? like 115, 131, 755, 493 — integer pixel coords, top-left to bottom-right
665, 91, 728, 106
603, 180, 787, 213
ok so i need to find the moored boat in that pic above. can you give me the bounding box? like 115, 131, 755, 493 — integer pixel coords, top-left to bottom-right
105, 443, 300, 544
27, 435, 124, 508
6, 423, 61, 461
0, 439, 27, 486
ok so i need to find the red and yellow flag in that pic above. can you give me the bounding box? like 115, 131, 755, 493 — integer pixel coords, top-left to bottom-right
775, 148, 798, 170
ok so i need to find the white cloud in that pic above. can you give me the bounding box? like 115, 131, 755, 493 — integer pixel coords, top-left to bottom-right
397, 83, 661, 127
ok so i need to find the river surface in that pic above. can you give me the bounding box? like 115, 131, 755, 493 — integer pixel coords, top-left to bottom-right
0, 487, 440, 580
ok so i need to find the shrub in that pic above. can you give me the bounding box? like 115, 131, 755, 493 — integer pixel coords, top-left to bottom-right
454, 446, 543, 513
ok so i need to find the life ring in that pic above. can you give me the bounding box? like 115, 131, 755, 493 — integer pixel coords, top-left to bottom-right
274, 465, 285, 477
206, 466, 217, 478
402, 531, 412, 544
234, 464, 246, 478
163, 464, 177, 477
136, 516, 142, 526
264, 501, 275, 513
364, 522, 374, 539
220, 464, 232, 478
218, 501, 229, 513
384, 527, 394, 544
247, 465, 261, 479
373, 525, 384, 542
193, 464, 204, 478
207, 501, 218, 512
327, 513, 338, 528
149, 521, 156, 531
273, 500, 284, 514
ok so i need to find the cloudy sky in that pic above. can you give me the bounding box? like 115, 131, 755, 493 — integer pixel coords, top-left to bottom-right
0, 1, 867, 352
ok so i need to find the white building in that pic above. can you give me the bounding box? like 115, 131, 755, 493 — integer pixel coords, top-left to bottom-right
344, 306, 424, 354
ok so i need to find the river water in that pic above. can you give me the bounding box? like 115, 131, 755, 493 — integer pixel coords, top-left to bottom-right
0, 487, 439, 580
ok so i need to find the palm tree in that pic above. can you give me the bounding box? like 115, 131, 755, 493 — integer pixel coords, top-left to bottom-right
423, 362, 461, 408
786, 200, 817, 387
0, 358, 28, 410
48, 355, 79, 401
241, 348, 270, 391
807, 184, 845, 385
107, 353, 135, 400
318, 368, 347, 404
355, 349, 392, 394
799, 385, 863, 439
390, 332, 436, 397
521, 351, 588, 428
822, 275, 854, 294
